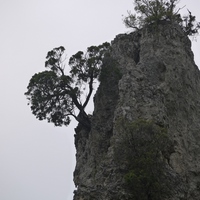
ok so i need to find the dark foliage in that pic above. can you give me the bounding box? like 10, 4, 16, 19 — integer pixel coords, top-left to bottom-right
25, 43, 110, 128
124, 0, 200, 36
115, 119, 174, 200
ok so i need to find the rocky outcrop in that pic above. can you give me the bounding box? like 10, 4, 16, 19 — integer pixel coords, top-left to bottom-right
73, 22, 200, 200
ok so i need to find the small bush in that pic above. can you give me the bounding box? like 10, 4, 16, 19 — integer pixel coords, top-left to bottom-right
115, 118, 174, 200
124, 0, 200, 36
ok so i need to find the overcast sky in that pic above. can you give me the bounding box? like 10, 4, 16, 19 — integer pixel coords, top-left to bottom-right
0, 1, 200, 200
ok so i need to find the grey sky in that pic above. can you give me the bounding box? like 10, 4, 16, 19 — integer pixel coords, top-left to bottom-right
0, 1, 199, 200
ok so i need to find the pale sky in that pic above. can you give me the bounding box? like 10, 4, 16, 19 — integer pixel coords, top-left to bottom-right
0, 1, 199, 200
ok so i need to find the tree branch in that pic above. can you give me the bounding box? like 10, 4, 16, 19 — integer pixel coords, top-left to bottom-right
82, 69, 94, 109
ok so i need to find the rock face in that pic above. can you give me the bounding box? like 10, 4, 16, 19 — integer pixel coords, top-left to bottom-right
73, 22, 200, 200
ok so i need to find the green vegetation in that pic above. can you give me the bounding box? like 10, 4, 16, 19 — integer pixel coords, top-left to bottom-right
25, 43, 110, 129
115, 118, 174, 200
99, 54, 122, 83
124, 0, 200, 36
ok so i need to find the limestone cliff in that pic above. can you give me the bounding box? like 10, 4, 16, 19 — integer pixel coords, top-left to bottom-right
73, 22, 200, 200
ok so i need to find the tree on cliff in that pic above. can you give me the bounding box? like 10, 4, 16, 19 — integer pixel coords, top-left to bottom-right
124, 0, 200, 36
25, 43, 110, 129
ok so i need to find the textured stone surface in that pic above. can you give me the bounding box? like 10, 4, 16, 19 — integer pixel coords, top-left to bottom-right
73, 23, 200, 200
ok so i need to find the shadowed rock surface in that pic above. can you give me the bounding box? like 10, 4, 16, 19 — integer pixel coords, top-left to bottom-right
73, 22, 200, 200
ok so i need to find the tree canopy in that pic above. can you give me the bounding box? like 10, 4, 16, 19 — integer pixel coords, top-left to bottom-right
124, 0, 200, 36
25, 42, 110, 129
